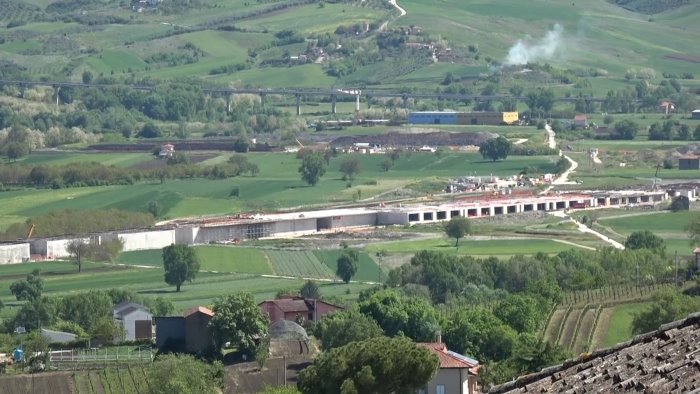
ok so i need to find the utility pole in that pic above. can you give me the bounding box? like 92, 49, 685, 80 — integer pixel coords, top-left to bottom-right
636, 261, 640, 287
674, 250, 678, 286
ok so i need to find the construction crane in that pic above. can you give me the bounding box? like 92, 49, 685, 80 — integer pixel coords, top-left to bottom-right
26, 224, 35, 239
652, 163, 662, 190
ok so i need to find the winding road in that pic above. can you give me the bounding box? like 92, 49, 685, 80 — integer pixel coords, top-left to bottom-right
539, 125, 624, 249
379, 0, 406, 31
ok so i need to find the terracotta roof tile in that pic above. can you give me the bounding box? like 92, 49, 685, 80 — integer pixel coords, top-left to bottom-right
271, 299, 309, 313
184, 306, 214, 318
489, 313, 700, 394
418, 342, 479, 372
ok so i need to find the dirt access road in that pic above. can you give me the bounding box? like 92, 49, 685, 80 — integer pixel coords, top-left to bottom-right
379, 0, 406, 31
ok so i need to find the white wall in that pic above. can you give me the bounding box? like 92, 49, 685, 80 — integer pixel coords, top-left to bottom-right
109, 230, 176, 251
0, 243, 30, 264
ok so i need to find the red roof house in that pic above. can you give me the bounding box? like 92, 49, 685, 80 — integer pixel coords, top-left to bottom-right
573, 114, 587, 128
417, 341, 480, 394
659, 101, 675, 114
258, 296, 342, 326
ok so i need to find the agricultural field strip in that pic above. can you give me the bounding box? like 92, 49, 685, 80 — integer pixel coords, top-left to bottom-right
573, 308, 598, 354
264, 250, 335, 279
542, 308, 567, 343
558, 308, 583, 349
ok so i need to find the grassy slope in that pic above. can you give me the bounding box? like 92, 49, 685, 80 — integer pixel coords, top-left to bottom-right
364, 237, 584, 256
0, 261, 373, 314
602, 302, 649, 346
314, 250, 385, 282
2, 0, 697, 85
0, 151, 556, 228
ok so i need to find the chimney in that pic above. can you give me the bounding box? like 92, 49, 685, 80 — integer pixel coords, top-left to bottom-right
436, 330, 442, 344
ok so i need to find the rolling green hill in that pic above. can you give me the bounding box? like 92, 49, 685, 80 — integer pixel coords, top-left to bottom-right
1, 0, 697, 88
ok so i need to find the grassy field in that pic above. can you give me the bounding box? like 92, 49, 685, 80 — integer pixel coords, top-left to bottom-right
0, 260, 373, 316
264, 250, 335, 279
602, 302, 649, 347
314, 250, 385, 283
0, 151, 557, 229
1, 0, 695, 90
118, 246, 272, 274
596, 211, 696, 256
364, 237, 584, 257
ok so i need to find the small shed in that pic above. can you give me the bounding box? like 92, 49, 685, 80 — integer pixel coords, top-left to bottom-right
113, 302, 152, 341
679, 155, 700, 170
574, 114, 587, 128
691, 109, 700, 120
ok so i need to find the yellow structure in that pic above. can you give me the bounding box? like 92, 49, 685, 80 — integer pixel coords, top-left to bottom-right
456, 112, 519, 125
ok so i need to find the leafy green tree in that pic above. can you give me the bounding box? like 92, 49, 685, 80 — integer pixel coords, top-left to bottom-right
209, 292, 269, 354
162, 244, 200, 292
339, 157, 361, 181
298, 152, 327, 186
380, 158, 393, 172
443, 307, 517, 362
66, 239, 89, 273
9, 297, 56, 331
336, 249, 359, 283
81, 70, 93, 84
297, 337, 439, 394
147, 354, 224, 394
90, 317, 124, 343
53, 320, 87, 338
312, 310, 384, 350
138, 122, 162, 138
631, 289, 700, 334
554, 156, 570, 174
233, 137, 250, 153
59, 290, 112, 332
10, 269, 43, 301
479, 136, 512, 162
300, 280, 321, 299
5, 142, 29, 161
493, 294, 544, 333
624, 230, 665, 255
149, 297, 175, 316
612, 119, 639, 140
444, 216, 471, 247
358, 289, 440, 342
669, 196, 689, 212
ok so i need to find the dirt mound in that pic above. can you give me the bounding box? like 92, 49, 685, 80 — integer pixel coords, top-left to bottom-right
331, 131, 495, 147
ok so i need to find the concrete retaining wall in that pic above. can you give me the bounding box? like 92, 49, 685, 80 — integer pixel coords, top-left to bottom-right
105, 230, 176, 251
0, 243, 30, 264
272, 218, 317, 237
31, 238, 91, 259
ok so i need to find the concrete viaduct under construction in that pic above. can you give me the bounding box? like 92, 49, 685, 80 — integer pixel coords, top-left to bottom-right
0, 189, 672, 264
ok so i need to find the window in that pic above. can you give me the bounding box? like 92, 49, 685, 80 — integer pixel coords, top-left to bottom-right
436, 385, 445, 394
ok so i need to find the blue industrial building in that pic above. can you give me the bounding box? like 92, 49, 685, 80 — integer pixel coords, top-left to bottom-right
408, 111, 458, 125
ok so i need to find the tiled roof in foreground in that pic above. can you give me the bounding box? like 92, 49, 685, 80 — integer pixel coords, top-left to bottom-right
489, 313, 700, 394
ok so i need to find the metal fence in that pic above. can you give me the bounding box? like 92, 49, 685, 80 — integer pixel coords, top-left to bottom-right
49, 346, 152, 367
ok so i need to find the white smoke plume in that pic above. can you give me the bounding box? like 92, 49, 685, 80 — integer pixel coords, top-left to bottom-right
504, 24, 564, 66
